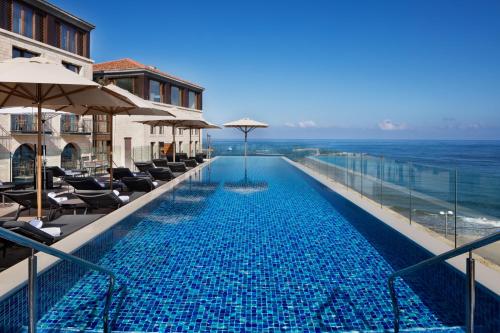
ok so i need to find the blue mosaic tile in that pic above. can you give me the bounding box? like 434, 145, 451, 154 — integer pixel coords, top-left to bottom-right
1, 157, 498, 332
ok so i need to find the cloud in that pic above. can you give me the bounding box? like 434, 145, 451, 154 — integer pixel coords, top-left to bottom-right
378, 119, 407, 131
298, 120, 318, 128
284, 120, 318, 128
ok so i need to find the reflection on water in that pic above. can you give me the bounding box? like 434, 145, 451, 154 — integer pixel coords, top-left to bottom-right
223, 157, 269, 194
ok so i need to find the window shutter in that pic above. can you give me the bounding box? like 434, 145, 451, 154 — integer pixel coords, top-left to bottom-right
0, 0, 12, 30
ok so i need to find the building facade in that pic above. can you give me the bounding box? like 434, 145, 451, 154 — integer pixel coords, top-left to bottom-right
93, 58, 205, 169
0, 0, 95, 182
0, 1, 205, 181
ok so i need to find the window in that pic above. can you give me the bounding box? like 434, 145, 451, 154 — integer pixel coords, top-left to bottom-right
115, 78, 134, 93
62, 62, 80, 73
178, 141, 183, 153
159, 126, 164, 135
13, 2, 34, 38
12, 47, 38, 59
60, 23, 80, 54
188, 91, 197, 109
149, 80, 161, 102
171, 86, 181, 106
177, 128, 184, 135
150, 125, 155, 135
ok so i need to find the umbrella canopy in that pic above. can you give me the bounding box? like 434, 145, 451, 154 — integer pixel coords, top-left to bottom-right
223, 118, 268, 156
178, 122, 221, 157
0, 57, 128, 109
135, 110, 213, 161
0, 106, 67, 118
0, 57, 132, 219
67, 84, 175, 117
62, 84, 176, 187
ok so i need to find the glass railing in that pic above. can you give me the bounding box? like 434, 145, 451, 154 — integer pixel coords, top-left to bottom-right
295, 152, 499, 266
60, 116, 92, 134
206, 143, 500, 266
10, 115, 52, 133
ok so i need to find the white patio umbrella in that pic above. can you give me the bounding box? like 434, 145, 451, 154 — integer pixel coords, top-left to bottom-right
65, 84, 175, 188
179, 121, 221, 157
135, 105, 209, 162
0, 57, 132, 219
223, 118, 268, 157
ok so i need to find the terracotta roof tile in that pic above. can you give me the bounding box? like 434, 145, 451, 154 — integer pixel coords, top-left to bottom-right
93, 58, 203, 90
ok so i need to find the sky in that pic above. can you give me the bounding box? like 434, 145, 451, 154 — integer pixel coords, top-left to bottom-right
52, 0, 500, 139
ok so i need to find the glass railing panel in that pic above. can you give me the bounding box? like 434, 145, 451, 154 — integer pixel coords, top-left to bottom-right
379, 159, 412, 221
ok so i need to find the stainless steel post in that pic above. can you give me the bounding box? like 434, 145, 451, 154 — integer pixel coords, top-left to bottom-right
28, 249, 37, 333
465, 251, 475, 333
455, 168, 458, 248
360, 154, 363, 197
346, 153, 349, 190
380, 156, 384, 208
408, 162, 412, 224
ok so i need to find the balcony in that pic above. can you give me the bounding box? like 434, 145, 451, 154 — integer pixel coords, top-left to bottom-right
10, 115, 52, 134
60, 116, 92, 135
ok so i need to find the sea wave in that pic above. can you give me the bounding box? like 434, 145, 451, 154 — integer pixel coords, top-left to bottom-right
459, 216, 500, 228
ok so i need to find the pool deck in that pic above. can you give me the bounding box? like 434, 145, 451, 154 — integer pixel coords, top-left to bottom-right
0, 158, 218, 301
284, 157, 500, 296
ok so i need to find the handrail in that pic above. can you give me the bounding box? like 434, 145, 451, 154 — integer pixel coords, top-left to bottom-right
0, 227, 119, 333
388, 231, 500, 333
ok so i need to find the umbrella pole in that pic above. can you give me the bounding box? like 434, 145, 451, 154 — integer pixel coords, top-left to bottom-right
244, 127, 248, 158
109, 115, 114, 191
198, 130, 201, 155
36, 84, 43, 219
172, 126, 176, 162
189, 129, 192, 158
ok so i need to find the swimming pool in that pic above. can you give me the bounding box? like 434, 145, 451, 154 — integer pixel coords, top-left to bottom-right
1, 157, 498, 332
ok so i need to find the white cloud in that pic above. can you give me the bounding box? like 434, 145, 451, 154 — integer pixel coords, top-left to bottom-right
284, 122, 296, 127
378, 119, 407, 131
298, 120, 318, 128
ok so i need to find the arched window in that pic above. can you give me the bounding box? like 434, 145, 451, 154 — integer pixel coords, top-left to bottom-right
12, 144, 35, 178
61, 143, 79, 170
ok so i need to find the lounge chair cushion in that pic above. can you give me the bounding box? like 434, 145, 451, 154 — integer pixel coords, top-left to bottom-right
29, 219, 43, 229
40, 227, 61, 237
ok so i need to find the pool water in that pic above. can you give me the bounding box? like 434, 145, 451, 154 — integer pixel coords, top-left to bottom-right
36, 157, 468, 332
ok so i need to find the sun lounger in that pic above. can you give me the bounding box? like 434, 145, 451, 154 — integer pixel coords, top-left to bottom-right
147, 167, 175, 181
107, 167, 149, 180
75, 191, 130, 213
194, 154, 205, 163
152, 159, 169, 168
183, 159, 198, 168
134, 162, 155, 173
0, 214, 104, 245
121, 177, 158, 192
2, 190, 67, 221
167, 162, 189, 174
167, 153, 188, 162
64, 176, 122, 193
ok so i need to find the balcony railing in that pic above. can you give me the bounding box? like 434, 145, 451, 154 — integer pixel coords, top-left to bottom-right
10, 115, 52, 134
93, 120, 109, 134
60, 117, 92, 134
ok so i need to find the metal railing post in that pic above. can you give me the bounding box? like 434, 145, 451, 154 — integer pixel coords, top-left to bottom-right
28, 249, 37, 333
346, 153, 349, 190
465, 251, 475, 333
408, 162, 413, 224
380, 156, 384, 208
360, 154, 364, 197
455, 168, 458, 248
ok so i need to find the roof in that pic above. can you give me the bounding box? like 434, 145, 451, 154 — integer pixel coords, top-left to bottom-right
93, 58, 204, 90
31, 0, 95, 30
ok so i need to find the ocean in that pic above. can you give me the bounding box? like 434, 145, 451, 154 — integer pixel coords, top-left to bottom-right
209, 139, 500, 240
